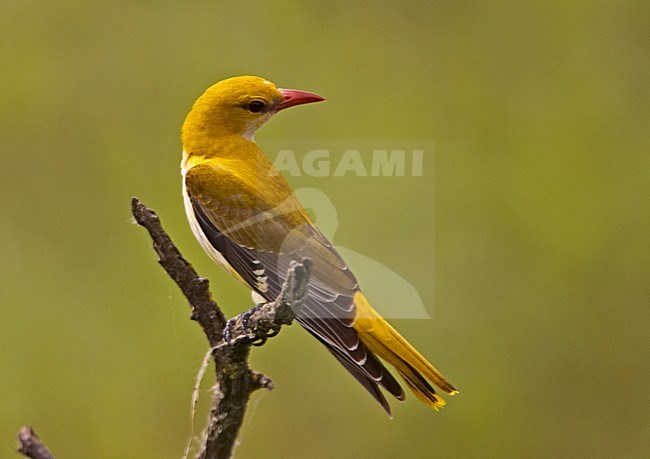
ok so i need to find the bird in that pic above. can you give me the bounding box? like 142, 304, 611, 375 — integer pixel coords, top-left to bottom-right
180, 75, 457, 415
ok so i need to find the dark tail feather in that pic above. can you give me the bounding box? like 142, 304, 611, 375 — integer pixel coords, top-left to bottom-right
325, 348, 392, 416
314, 335, 405, 415
300, 319, 406, 415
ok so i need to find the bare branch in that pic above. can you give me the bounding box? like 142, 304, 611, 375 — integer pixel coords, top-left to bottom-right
131, 197, 225, 346
131, 197, 311, 459
17, 427, 54, 459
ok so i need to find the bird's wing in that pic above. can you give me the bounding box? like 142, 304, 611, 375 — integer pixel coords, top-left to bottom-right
185, 162, 404, 410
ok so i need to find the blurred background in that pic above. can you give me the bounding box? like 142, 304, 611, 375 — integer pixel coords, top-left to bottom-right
1, 1, 648, 457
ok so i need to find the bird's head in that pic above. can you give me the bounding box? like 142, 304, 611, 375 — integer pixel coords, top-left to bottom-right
182, 76, 324, 142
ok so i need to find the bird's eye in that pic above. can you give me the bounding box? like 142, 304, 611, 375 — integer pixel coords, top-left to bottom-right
247, 100, 266, 113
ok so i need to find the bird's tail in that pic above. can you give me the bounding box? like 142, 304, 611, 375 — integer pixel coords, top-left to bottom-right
353, 292, 458, 410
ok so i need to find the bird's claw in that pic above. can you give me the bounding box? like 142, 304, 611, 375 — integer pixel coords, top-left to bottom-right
251, 326, 280, 346
251, 335, 268, 346
265, 328, 280, 338
223, 304, 281, 347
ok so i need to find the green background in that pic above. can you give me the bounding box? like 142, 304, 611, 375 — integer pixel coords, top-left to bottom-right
1, 1, 648, 457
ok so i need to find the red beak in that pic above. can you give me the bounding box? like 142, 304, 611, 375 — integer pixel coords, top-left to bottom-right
277, 88, 325, 111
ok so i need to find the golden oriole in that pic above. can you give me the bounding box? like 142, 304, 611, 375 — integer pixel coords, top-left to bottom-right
181, 76, 457, 414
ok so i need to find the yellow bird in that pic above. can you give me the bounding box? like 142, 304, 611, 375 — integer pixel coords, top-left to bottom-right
181, 76, 457, 414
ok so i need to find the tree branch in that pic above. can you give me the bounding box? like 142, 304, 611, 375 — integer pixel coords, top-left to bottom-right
130, 197, 311, 459
16, 426, 54, 459
131, 197, 226, 346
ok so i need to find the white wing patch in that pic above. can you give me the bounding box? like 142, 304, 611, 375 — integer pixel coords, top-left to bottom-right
252, 265, 269, 292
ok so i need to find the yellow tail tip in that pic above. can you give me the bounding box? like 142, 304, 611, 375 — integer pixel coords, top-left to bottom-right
409, 386, 447, 411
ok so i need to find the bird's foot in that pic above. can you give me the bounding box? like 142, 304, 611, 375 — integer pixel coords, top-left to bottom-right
224, 302, 282, 347
251, 327, 280, 346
